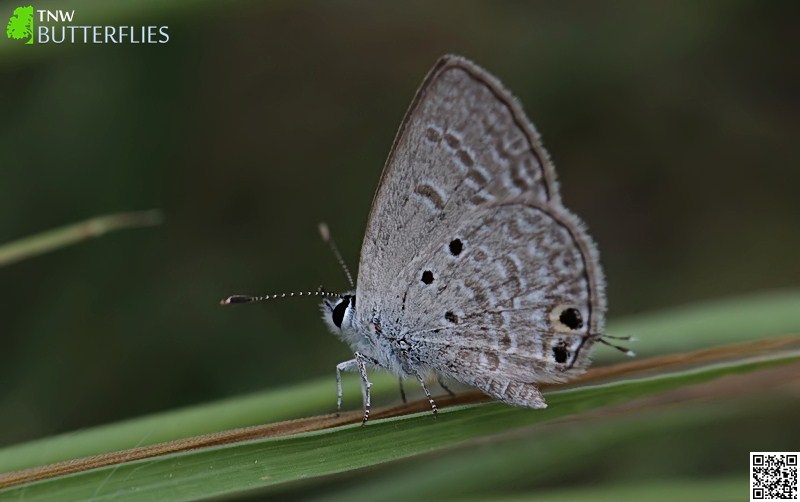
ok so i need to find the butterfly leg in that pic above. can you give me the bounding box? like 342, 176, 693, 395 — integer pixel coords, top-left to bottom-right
337, 352, 378, 424
415, 372, 438, 418
437, 375, 456, 397
354, 353, 374, 424
335, 358, 358, 413
398, 378, 407, 404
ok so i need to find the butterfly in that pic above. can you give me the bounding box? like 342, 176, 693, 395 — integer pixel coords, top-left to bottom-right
224, 55, 630, 423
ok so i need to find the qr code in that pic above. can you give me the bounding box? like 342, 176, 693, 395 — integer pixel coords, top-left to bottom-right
752, 452, 799, 501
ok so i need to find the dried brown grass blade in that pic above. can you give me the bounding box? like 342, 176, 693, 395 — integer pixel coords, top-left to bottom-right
1, 334, 797, 489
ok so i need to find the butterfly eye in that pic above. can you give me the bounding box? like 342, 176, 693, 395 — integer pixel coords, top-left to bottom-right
331, 296, 352, 328
557, 307, 583, 330
552, 343, 570, 364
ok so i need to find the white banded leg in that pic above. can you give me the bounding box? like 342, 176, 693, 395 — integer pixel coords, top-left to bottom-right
335, 358, 358, 413
415, 372, 438, 417
336, 352, 377, 424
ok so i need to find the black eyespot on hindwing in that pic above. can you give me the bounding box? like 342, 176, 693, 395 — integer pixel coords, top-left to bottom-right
449, 239, 463, 256
421, 270, 434, 285
553, 344, 569, 364
559, 307, 583, 330
331, 296, 351, 328
445, 311, 459, 324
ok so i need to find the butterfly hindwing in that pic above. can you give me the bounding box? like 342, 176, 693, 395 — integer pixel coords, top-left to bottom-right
401, 202, 604, 406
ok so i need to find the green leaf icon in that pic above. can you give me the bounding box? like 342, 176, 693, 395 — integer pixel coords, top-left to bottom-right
6, 5, 34, 45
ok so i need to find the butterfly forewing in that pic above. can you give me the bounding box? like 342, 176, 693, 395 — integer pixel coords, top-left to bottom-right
358, 56, 560, 306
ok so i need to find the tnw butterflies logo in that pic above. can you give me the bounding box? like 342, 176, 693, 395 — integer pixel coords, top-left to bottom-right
3, 5, 169, 45
6, 5, 34, 45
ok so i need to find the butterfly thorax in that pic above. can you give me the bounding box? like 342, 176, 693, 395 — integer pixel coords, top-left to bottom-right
321, 293, 421, 376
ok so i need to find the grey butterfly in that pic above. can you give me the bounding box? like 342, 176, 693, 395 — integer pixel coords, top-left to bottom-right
225, 55, 628, 422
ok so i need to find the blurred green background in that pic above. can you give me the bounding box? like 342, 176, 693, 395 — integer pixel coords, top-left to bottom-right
0, 0, 797, 450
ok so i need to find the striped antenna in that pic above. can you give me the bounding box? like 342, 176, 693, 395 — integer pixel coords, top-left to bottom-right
220, 289, 339, 305
318, 222, 355, 288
